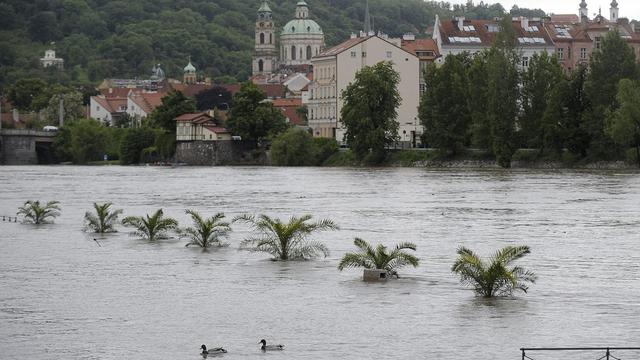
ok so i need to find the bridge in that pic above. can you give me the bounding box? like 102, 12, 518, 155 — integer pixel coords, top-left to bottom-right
0, 129, 57, 165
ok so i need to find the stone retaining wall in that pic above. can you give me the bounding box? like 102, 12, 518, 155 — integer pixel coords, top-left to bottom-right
175, 140, 263, 166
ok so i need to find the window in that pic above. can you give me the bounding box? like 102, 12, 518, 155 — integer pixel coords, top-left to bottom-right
258, 59, 264, 72
306, 45, 312, 60
291, 46, 297, 60
350, 51, 356, 58
386, 51, 392, 58
522, 56, 529, 67
269, 33, 272, 44
595, 36, 602, 50
486, 24, 499, 32
568, 47, 572, 59
557, 47, 564, 60
260, 33, 265, 44
580, 48, 587, 59
362, 52, 367, 57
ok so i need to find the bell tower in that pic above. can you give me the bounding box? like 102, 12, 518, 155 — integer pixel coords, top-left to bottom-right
252, 0, 277, 77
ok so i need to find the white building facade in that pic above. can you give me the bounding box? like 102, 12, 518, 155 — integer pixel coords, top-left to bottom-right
308, 35, 421, 145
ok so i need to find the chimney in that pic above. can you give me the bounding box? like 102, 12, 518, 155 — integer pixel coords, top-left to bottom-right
521, 17, 529, 30
350, 32, 357, 39
456, 17, 465, 31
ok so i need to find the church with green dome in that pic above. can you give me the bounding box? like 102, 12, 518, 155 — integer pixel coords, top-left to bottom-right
252, 0, 325, 77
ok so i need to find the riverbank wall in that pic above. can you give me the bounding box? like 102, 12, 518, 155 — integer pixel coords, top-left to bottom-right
175, 140, 265, 166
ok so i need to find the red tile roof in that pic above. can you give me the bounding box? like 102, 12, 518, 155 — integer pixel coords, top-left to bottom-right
203, 125, 230, 134
550, 14, 580, 23
438, 18, 553, 47
93, 96, 127, 113
271, 98, 302, 107
219, 83, 286, 99
401, 38, 440, 59
128, 93, 165, 115
175, 112, 211, 123
317, 36, 370, 57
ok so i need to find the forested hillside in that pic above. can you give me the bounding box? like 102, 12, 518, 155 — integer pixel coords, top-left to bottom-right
0, 0, 543, 90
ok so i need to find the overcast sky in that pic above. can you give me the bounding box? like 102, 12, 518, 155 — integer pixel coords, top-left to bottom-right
447, 0, 640, 20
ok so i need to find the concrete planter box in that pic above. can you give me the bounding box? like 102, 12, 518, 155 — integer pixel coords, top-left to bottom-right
363, 269, 388, 282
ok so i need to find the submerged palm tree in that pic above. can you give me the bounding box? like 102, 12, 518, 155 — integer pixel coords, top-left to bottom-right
451, 245, 537, 298
338, 238, 419, 278
234, 214, 338, 260
17, 200, 61, 224
122, 209, 178, 241
84, 202, 123, 233
183, 210, 231, 249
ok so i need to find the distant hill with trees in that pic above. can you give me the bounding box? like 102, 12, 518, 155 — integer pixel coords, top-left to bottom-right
0, 0, 545, 90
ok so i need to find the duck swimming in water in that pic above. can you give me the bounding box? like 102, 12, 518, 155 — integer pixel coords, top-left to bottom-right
259, 339, 284, 351
201, 344, 227, 356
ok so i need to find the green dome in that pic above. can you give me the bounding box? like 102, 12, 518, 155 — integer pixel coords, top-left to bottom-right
281, 19, 323, 35
184, 61, 196, 73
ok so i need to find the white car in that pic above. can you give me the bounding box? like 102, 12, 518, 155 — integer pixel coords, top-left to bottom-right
43, 126, 59, 132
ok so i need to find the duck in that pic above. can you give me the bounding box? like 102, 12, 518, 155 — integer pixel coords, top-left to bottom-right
259, 339, 284, 351
201, 344, 227, 356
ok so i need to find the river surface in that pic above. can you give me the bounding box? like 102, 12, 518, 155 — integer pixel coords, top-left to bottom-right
1, 166, 639, 360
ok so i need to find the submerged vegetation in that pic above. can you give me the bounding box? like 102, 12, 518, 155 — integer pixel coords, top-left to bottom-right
451, 245, 537, 298
122, 209, 178, 242
17, 200, 61, 224
338, 238, 420, 278
234, 214, 338, 260
182, 210, 231, 249
83, 202, 123, 233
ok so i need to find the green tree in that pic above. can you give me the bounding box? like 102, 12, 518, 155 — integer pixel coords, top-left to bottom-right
337, 238, 419, 278
149, 91, 196, 132
520, 51, 564, 150
312, 137, 339, 165
270, 127, 315, 166
539, 79, 570, 156
195, 86, 233, 111
119, 128, 156, 165
234, 214, 338, 261
607, 79, 640, 167
341, 61, 401, 163
44, 91, 84, 124
487, 16, 520, 168
584, 30, 639, 159
182, 210, 232, 249
419, 55, 470, 154
467, 51, 492, 149
17, 200, 61, 224
7, 79, 47, 111
226, 82, 288, 143
452, 245, 537, 298
70, 119, 106, 164
122, 209, 178, 242
563, 65, 591, 158
84, 202, 123, 233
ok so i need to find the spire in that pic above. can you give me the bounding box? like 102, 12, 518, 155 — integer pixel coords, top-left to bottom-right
258, 0, 272, 13
364, 0, 372, 35
579, 0, 588, 19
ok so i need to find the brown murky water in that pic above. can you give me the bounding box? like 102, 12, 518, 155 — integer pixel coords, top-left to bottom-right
1, 166, 639, 359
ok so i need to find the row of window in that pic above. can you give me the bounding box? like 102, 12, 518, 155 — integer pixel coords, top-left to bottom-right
349, 51, 394, 58
310, 85, 335, 99
258, 32, 273, 45
316, 65, 336, 80
556, 47, 590, 60
309, 104, 336, 120
283, 45, 318, 61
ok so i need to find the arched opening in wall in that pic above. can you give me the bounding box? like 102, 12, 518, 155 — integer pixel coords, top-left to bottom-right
260, 33, 265, 44
269, 33, 273, 44
306, 45, 312, 60
291, 46, 297, 60
259, 59, 264, 72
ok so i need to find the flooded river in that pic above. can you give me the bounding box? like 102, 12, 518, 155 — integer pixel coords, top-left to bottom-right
1, 166, 639, 359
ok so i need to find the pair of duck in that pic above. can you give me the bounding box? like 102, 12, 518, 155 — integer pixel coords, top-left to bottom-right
200, 340, 284, 356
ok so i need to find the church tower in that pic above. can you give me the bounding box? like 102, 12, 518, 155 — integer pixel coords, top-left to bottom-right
610, 0, 619, 22
183, 57, 197, 85
253, 0, 277, 77
579, 0, 588, 20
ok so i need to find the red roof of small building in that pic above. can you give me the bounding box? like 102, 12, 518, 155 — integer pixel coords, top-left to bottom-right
93, 96, 128, 113
401, 38, 440, 59
128, 93, 165, 115
203, 125, 230, 134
